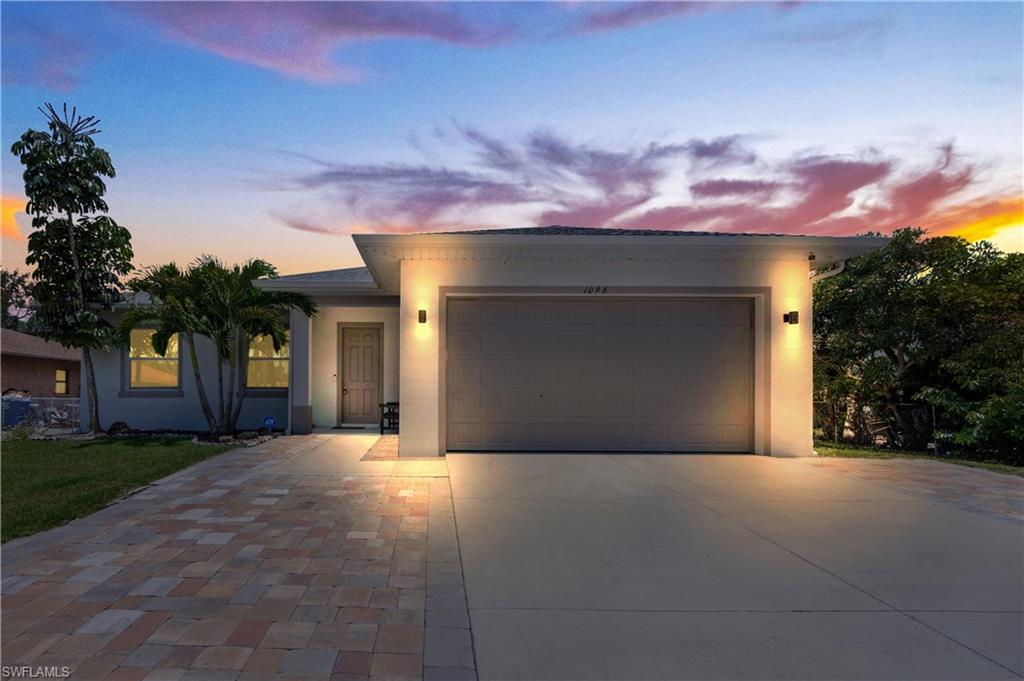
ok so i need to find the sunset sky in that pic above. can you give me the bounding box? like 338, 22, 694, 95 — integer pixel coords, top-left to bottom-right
2, 1, 1021, 274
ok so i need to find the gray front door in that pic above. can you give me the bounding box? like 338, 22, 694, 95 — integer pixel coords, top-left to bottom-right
445, 297, 754, 452
340, 326, 381, 424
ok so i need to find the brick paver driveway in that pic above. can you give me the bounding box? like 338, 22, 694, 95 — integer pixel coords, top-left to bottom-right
2, 435, 472, 681
4, 438, 1022, 681
448, 453, 1023, 681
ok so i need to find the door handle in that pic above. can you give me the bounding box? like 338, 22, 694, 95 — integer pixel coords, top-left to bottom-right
343, 386, 349, 395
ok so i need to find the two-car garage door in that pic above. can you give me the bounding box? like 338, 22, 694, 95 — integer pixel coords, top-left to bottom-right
446, 297, 753, 452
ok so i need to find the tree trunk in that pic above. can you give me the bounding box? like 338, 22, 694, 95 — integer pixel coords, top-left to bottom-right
217, 352, 226, 430
188, 333, 219, 433
224, 331, 238, 436
229, 336, 247, 433
82, 346, 100, 433
66, 212, 100, 432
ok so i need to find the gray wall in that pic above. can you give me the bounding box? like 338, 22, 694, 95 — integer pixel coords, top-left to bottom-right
82, 318, 287, 433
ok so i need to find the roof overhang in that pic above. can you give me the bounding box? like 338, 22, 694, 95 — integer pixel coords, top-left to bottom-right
352, 233, 888, 293
254, 279, 388, 295
0, 330, 80, 362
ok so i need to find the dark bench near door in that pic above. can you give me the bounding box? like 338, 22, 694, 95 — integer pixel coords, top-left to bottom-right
380, 402, 399, 434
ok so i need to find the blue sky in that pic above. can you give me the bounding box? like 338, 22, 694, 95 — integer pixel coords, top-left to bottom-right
2, 1, 1021, 273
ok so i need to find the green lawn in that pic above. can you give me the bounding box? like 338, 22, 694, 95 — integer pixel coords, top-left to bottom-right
1, 436, 233, 543
814, 440, 1023, 477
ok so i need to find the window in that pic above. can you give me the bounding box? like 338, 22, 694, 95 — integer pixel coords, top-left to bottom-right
246, 333, 289, 388
55, 369, 68, 395
128, 329, 180, 389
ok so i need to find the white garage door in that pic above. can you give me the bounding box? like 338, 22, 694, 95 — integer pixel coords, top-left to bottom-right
446, 297, 753, 452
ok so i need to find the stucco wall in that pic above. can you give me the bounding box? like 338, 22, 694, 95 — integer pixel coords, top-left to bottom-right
399, 257, 813, 457
84, 324, 287, 432
310, 305, 400, 428
1, 354, 81, 398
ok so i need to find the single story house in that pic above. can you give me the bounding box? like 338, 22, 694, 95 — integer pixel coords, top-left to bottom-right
1, 328, 81, 398
85, 227, 885, 456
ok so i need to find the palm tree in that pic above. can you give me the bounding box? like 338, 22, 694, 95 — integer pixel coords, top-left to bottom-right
192, 256, 316, 434
119, 256, 315, 436
119, 263, 222, 433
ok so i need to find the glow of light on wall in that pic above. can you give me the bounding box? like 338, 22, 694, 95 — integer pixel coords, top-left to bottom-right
413, 294, 433, 342
780, 284, 805, 362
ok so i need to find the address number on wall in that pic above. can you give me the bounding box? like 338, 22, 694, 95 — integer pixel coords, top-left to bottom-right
582, 286, 609, 294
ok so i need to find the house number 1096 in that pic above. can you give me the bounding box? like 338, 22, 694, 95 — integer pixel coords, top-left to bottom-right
583, 286, 608, 294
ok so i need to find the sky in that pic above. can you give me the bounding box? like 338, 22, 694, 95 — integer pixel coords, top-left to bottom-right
2, 1, 1022, 275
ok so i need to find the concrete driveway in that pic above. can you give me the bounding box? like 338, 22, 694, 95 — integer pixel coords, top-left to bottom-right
447, 454, 1024, 681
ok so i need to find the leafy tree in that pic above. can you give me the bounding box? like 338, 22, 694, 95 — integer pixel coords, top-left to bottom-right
119, 256, 315, 435
2, 268, 34, 330
11, 104, 133, 432
917, 252, 1024, 462
814, 227, 1023, 459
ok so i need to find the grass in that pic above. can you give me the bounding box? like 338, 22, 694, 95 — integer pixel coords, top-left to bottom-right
1, 436, 233, 543
814, 440, 1024, 477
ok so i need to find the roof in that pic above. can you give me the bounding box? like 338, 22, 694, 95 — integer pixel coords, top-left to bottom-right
254, 266, 392, 294
353, 227, 888, 292
268, 266, 374, 285
1, 328, 80, 362
258, 226, 888, 295
435, 226, 815, 238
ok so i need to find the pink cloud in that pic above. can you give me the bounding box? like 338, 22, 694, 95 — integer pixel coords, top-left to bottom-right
882, 144, 975, 223
132, 2, 517, 83
538, 197, 654, 228
275, 215, 346, 236
690, 179, 783, 198
281, 161, 536, 225
571, 2, 798, 34
274, 127, 985, 239
682, 135, 758, 166
784, 156, 892, 226
523, 132, 690, 196
456, 125, 524, 172
572, 2, 712, 33
623, 146, 978, 236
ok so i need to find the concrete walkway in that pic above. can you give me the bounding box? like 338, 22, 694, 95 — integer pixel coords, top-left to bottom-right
447, 453, 1024, 681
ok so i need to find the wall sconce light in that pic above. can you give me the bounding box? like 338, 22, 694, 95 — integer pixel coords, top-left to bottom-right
418, 309, 427, 324
783, 311, 799, 325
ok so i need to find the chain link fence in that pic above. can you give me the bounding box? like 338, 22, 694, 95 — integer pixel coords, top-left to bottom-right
814, 401, 935, 451
2, 396, 81, 434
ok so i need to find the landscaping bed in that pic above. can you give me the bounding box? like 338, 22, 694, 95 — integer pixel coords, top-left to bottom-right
1, 436, 234, 542
814, 440, 1024, 477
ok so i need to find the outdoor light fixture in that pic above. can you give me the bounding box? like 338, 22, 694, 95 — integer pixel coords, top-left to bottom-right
418, 309, 427, 324
783, 311, 799, 325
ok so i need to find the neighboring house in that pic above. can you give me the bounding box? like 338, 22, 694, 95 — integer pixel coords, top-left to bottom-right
1, 328, 81, 398
86, 227, 885, 455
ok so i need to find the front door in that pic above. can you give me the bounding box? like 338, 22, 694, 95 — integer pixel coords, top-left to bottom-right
339, 326, 381, 424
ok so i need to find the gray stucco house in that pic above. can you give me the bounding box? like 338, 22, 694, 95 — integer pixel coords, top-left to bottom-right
85, 227, 884, 455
